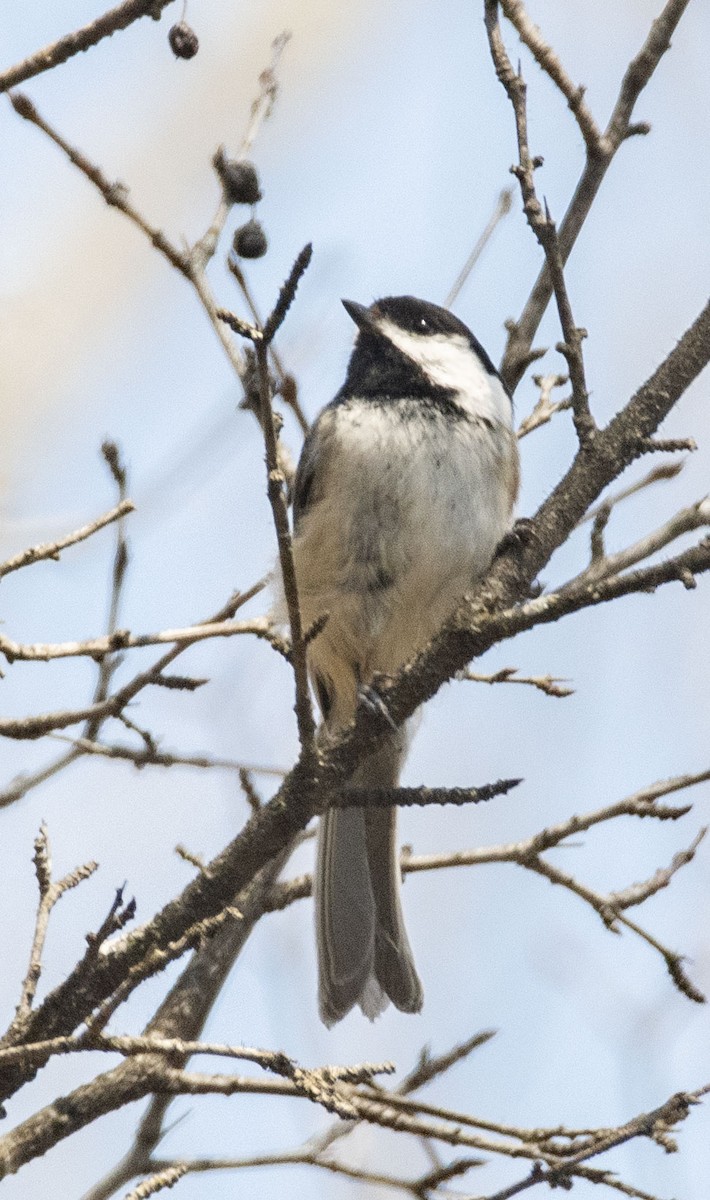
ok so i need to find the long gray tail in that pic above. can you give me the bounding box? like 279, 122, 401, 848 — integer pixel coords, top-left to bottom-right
315, 734, 423, 1026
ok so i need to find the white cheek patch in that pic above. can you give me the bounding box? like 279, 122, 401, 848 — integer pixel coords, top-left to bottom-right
378, 319, 512, 427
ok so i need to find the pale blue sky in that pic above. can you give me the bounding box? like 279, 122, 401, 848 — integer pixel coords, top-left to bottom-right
1, 1, 709, 1196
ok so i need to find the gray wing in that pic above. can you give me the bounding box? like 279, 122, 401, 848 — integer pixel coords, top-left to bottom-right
293, 406, 339, 530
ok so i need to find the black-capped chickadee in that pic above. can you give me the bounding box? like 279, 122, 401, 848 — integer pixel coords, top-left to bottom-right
291, 296, 519, 1026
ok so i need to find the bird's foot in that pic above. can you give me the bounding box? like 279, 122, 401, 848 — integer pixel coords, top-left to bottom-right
357, 684, 398, 731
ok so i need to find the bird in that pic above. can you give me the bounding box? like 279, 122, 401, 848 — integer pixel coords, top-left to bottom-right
290, 295, 519, 1026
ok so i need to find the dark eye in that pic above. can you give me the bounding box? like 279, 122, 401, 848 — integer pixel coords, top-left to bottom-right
418, 317, 430, 331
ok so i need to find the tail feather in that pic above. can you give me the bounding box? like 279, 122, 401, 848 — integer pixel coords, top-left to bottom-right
366, 806, 423, 1014
316, 806, 377, 1027
315, 730, 423, 1024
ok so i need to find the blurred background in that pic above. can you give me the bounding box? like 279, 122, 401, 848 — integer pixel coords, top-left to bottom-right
1, 0, 709, 1195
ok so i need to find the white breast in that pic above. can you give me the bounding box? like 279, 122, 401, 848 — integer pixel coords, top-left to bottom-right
292, 397, 517, 716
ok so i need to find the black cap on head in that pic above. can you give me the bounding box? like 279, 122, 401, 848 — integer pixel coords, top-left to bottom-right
343, 295, 499, 379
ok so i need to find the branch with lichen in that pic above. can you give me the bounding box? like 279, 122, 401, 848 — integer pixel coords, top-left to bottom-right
496, 0, 692, 391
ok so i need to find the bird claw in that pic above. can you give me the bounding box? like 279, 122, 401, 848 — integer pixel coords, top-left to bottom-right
494, 516, 536, 560
357, 684, 398, 731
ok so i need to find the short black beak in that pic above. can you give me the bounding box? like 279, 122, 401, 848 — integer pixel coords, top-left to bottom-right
342, 298, 378, 334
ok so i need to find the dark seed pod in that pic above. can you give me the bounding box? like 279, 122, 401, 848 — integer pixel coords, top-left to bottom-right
169, 22, 199, 59
213, 151, 262, 205
233, 219, 268, 259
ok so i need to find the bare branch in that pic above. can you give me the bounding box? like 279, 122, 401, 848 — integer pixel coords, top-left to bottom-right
263, 245, 314, 342
0, 500, 134, 580
193, 30, 291, 269
500, 0, 602, 153
569, 497, 710, 588
0, 582, 265, 742
259, 345, 314, 746
499, 0, 693, 391
189, 31, 305, 445
608, 828, 707, 912
217, 279, 318, 747
79, 853, 293, 1200
0, 746, 83, 811
460, 666, 573, 698
484, 2, 595, 442
9, 32, 296, 434
405, 771, 710, 879
0, 1051, 397, 1178
10, 92, 190, 274
238, 768, 263, 813
0, 615, 287, 665
49, 737, 285, 777
225, 261, 310, 435
123, 1163, 188, 1200
400, 1030, 497, 1094
146, 1153, 410, 1194
0, 1032, 391, 1081
616, 908, 705, 1005
444, 188, 513, 309
516, 372, 571, 438
7, 827, 98, 1042
334, 778, 522, 811
137, 1072, 699, 1200
579, 459, 688, 526
0, 0, 177, 94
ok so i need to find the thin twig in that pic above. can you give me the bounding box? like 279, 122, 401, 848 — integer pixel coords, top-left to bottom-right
568, 497, 710, 588
0, 0, 177, 93
460, 666, 573, 697
10, 92, 190, 274
444, 188, 513, 309
217, 248, 315, 748
0, 582, 265, 742
123, 1163, 188, 1200
49, 737, 285, 776
146, 1154, 410, 1194
500, 0, 602, 153
7, 827, 98, 1041
516, 373, 571, 438
0, 746, 83, 811
0, 1032, 389, 1078
9, 34, 300, 445
0, 500, 134, 580
3, 297, 708, 1109
255, 335, 314, 749
485, 2, 595, 442
191, 31, 308, 436
578, 459, 687, 527
499, 0, 693, 391
400, 1030, 497, 1094
0, 615, 287, 664
335, 778, 521, 811
191, 31, 291, 270
84, 443, 132, 742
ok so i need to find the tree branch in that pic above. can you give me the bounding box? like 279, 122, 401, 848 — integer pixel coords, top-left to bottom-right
0, 583, 265, 742
0, 615, 286, 666
498, 0, 693, 391
500, 0, 602, 153
0, 500, 134, 580
0, 296, 707, 1100
0, 0, 177, 94
485, 0, 594, 441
